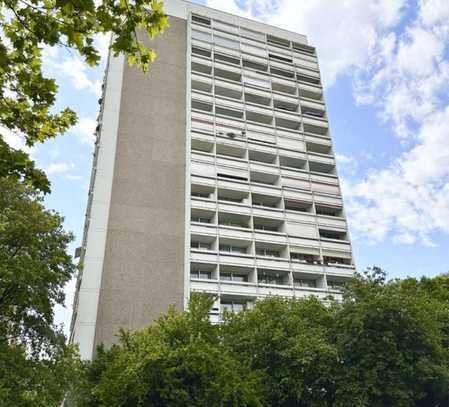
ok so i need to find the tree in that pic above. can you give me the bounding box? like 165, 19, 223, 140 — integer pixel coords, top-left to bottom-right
332, 269, 449, 406
74, 271, 449, 406
75, 294, 263, 407
0, 177, 80, 406
0, 0, 168, 191
221, 297, 338, 407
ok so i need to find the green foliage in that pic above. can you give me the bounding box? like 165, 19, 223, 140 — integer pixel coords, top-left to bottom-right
0, 177, 80, 406
222, 297, 337, 407
76, 270, 449, 407
75, 293, 263, 407
333, 268, 449, 406
0, 0, 167, 191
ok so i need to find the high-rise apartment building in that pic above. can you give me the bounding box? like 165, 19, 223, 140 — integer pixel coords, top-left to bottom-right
70, 0, 355, 360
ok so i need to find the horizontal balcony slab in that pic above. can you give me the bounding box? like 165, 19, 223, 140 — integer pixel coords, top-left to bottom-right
289, 236, 320, 247
217, 202, 252, 216
191, 174, 216, 186
249, 162, 280, 176
321, 240, 352, 251
190, 251, 219, 263
311, 182, 340, 195
216, 179, 249, 192
252, 206, 284, 220
308, 154, 335, 166
218, 253, 256, 267
304, 134, 331, 146
191, 199, 216, 212
250, 183, 282, 196
291, 262, 325, 273
191, 223, 217, 235
313, 193, 342, 206
218, 226, 253, 240
216, 157, 248, 170
324, 266, 355, 278
285, 211, 315, 224
282, 189, 313, 201
310, 173, 339, 185
255, 256, 290, 270
256, 285, 295, 298
254, 231, 288, 244
317, 216, 347, 229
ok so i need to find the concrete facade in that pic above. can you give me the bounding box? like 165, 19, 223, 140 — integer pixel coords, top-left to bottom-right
71, 0, 355, 359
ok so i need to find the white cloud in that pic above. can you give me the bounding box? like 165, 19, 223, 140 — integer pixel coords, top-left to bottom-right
70, 117, 97, 145
55, 57, 102, 96
1, 126, 29, 151
45, 162, 72, 175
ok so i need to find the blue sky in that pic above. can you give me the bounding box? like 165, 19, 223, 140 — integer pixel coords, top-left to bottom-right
9, 0, 449, 331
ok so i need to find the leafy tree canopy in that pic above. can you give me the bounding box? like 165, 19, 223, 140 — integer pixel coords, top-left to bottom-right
74, 294, 263, 407
0, 177, 80, 406
0, 0, 168, 191
77, 270, 449, 407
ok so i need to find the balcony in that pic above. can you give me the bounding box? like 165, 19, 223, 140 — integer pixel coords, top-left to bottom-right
250, 169, 279, 186
246, 109, 274, 126
303, 116, 328, 136
257, 268, 291, 286
275, 116, 301, 131
298, 82, 322, 100
219, 237, 253, 257
249, 149, 277, 165
191, 137, 213, 154
191, 207, 215, 225
306, 141, 332, 155
191, 76, 213, 93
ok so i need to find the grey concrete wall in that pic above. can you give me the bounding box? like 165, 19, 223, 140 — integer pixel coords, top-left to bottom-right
93, 16, 187, 349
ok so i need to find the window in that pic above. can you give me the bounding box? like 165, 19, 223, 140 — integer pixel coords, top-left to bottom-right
319, 230, 347, 240
269, 53, 293, 63
191, 270, 212, 279
293, 42, 315, 55
267, 35, 290, 48
192, 14, 211, 26
191, 100, 213, 112
217, 173, 248, 182
219, 196, 242, 203
290, 252, 319, 264
191, 216, 211, 223
215, 106, 244, 119
219, 244, 247, 254
219, 219, 246, 228
220, 301, 246, 313
215, 52, 240, 66
191, 191, 210, 199
191, 241, 212, 250
256, 248, 280, 257
323, 256, 351, 266
258, 272, 285, 285
274, 99, 298, 112
214, 36, 240, 50
315, 205, 342, 217
220, 272, 248, 282
192, 29, 212, 43
242, 59, 268, 72
271, 67, 295, 79
192, 46, 211, 58
297, 73, 321, 85
254, 224, 278, 232
294, 278, 316, 288
284, 200, 313, 213
328, 280, 345, 290
214, 67, 242, 82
